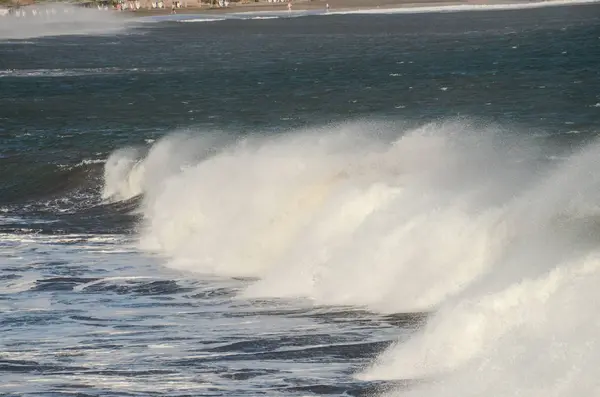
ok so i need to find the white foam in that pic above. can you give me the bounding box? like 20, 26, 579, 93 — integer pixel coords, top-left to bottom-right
104, 120, 539, 304
250, 16, 280, 20
102, 119, 600, 397
0, 276, 38, 294
179, 18, 227, 23
328, 0, 600, 15
0, 68, 163, 79
72, 276, 156, 292
102, 131, 234, 202
358, 136, 600, 397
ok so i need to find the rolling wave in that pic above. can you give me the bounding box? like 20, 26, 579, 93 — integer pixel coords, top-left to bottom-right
0, 159, 103, 206
104, 119, 600, 397
0, 67, 190, 79
0, 158, 139, 234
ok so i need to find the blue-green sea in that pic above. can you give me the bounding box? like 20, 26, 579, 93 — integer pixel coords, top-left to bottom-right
1, 3, 600, 396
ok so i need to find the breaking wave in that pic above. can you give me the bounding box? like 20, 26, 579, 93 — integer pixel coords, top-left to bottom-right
103, 119, 600, 397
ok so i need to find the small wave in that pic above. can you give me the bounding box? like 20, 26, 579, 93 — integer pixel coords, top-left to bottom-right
0, 68, 120, 78
0, 358, 85, 374
58, 158, 106, 170
0, 159, 103, 207
31, 277, 102, 292
72, 276, 193, 296
178, 18, 227, 23
0, 276, 38, 294
0, 67, 187, 79
0, 156, 142, 235
328, 0, 600, 15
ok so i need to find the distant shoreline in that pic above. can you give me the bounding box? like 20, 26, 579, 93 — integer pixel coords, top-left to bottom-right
2, 0, 598, 16
126, 0, 600, 16
131, 0, 481, 16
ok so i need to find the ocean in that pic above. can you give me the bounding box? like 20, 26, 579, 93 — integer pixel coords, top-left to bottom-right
1, 2, 600, 396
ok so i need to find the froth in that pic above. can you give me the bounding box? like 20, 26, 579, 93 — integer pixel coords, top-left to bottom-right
103, 119, 600, 397
358, 131, 600, 397
105, 120, 542, 306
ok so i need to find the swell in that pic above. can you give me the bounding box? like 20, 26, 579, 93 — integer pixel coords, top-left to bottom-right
0, 159, 103, 206
0, 66, 194, 79
0, 159, 140, 234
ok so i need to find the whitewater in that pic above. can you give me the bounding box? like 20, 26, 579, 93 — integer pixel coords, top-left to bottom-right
102, 118, 600, 396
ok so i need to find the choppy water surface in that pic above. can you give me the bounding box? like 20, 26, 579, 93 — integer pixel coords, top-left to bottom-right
2, 3, 600, 397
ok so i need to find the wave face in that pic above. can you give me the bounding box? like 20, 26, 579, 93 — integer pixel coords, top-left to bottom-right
0, 157, 140, 235
0, 4, 133, 40
103, 119, 600, 396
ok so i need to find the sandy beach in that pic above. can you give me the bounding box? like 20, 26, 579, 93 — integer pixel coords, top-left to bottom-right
131, 0, 544, 16
3, 0, 595, 17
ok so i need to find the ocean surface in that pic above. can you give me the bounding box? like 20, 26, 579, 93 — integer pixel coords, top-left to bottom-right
1, 2, 600, 396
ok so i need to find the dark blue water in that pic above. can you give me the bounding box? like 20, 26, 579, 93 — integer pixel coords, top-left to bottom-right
1, 4, 599, 215
1, 3, 600, 397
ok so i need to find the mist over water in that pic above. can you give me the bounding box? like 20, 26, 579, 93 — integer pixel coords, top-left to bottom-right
0, 4, 133, 40
101, 118, 600, 396
359, 134, 600, 397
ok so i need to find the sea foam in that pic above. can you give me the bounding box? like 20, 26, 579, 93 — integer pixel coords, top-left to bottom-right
104, 119, 600, 396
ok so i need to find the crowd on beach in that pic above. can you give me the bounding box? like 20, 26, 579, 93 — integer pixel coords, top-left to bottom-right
0, 1, 200, 14
112, 0, 229, 11
0, 4, 109, 16
0, 1, 282, 14
0, 0, 333, 16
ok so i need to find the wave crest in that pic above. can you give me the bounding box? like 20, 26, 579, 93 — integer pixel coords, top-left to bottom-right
104, 120, 545, 310
103, 119, 600, 397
